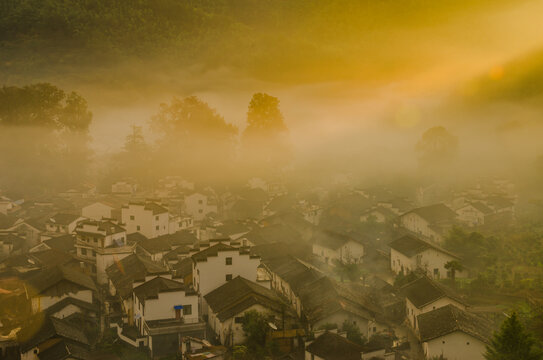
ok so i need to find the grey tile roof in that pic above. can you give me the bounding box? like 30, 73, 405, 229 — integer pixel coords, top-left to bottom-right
417, 304, 493, 344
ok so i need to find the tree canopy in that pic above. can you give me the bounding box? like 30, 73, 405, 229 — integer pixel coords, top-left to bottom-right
485, 312, 542, 360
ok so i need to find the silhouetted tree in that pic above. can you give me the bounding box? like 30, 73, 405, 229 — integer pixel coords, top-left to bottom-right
416, 126, 458, 170
444, 260, 464, 281
241, 93, 291, 174
150, 96, 237, 179
0, 83, 92, 194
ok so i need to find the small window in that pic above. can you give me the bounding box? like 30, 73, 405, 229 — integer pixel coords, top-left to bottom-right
198, 209, 203, 214
442, 340, 445, 344
467, 342, 470, 345
183, 305, 192, 315
137, 225, 141, 231
226, 257, 232, 265
226, 274, 233, 281
81, 248, 87, 255
130, 215, 135, 220
155, 215, 159, 220
198, 200, 203, 205
156, 225, 159, 230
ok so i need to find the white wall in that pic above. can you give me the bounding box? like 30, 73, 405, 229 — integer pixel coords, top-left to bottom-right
184, 193, 218, 222
194, 250, 260, 296
31, 289, 93, 313
406, 297, 466, 331
424, 331, 487, 360
122, 204, 169, 239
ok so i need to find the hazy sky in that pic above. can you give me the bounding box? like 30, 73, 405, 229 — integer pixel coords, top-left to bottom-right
83, 0, 543, 166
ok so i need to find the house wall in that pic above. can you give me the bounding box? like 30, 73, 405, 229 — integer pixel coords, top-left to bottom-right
96, 250, 133, 285
122, 205, 169, 239
312, 244, 339, 265
339, 241, 364, 264
184, 193, 218, 222
143, 291, 199, 323
82, 203, 113, 221
193, 251, 260, 296
390, 249, 417, 275
390, 249, 467, 280
209, 303, 271, 345
419, 249, 468, 280
406, 297, 466, 330
423, 331, 486, 360
400, 213, 444, 243
31, 290, 92, 313
49, 304, 92, 319
456, 205, 485, 227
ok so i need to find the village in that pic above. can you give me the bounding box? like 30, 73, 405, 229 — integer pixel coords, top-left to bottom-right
0, 174, 525, 360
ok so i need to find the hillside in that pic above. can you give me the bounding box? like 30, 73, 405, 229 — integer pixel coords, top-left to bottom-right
0, 0, 519, 84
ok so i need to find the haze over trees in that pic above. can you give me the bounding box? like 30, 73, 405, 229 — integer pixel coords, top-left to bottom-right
0, 83, 92, 194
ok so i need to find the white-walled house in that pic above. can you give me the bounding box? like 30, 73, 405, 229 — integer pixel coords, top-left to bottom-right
133, 276, 204, 358
74, 220, 135, 284
183, 191, 219, 222
122, 201, 169, 239
312, 230, 364, 265
24, 265, 96, 314
106, 253, 170, 325
417, 305, 493, 360
300, 277, 386, 339
389, 235, 467, 280
455, 202, 494, 227
45, 213, 86, 234
204, 276, 297, 346
399, 203, 457, 244
82, 200, 122, 221
261, 256, 323, 317
192, 243, 261, 298
401, 276, 467, 331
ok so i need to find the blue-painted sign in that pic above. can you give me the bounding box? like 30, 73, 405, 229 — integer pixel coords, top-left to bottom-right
174, 305, 184, 310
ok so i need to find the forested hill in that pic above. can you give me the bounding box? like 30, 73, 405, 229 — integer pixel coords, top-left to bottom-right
0, 0, 518, 83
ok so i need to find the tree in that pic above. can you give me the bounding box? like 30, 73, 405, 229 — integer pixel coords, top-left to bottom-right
0, 83, 92, 194
241, 310, 274, 358
341, 320, 366, 346
333, 260, 361, 282
485, 312, 542, 360
415, 126, 458, 170
150, 96, 237, 178
105, 125, 154, 189
444, 260, 464, 281
241, 93, 291, 174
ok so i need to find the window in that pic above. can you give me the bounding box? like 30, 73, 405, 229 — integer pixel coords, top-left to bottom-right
156, 226, 159, 230
130, 215, 135, 220
466, 342, 470, 345
137, 225, 141, 231
92, 250, 96, 257
155, 215, 159, 220
226, 274, 233, 281
198, 209, 203, 214
226, 257, 232, 265
183, 305, 192, 315
81, 248, 87, 256
198, 200, 203, 205
434, 268, 439, 276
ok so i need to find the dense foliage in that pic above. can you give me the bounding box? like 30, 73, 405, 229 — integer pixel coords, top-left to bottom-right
485, 313, 542, 360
